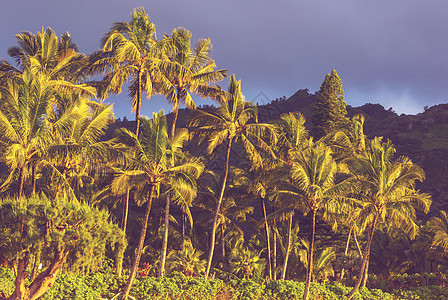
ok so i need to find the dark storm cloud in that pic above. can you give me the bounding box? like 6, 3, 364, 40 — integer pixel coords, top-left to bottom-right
1, 0, 447, 116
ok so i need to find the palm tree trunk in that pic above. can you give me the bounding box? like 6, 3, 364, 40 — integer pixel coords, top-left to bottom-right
159, 196, 170, 277
117, 188, 129, 278
273, 217, 277, 280
123, 185, 154, 299
353, 230, 363, 259
135, 69, 142, 137
361, 254, 369, 287
205, 138, 233, 280
160, 93, 181, 278
171, 99, 180, 138
181, 210, 186, 241
121, 189, 130, 232
281, 214, 292, 280
18, 165, 25, 198
221, 224, 225, 258
261, 197, 272, 280
346, 215, 378, 300
32, 163, 37, 195
303, 208, 317, 300
341, 228, 352, 281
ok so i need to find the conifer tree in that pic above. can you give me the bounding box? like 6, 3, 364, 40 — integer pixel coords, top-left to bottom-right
311, 70, 350, 139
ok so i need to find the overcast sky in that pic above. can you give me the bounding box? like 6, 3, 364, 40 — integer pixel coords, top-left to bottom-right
1, 0, 447, 117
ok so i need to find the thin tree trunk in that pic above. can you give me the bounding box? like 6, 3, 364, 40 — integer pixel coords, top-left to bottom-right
204, 138, 233, 280
159, 196, 170, 277
18, 165, 25, 198
116, 189, 129, 278
181, 210, 186, 241
303, 208, 317, 300
30, 250, 41, 282
135, 70, 142, 137
122, 185, 154, 299
281, 215, 292, 280
171, 100, 179, 139
361, 255, 369, 287
261, 197, 272, 280
121, 189, 130, 232
221, 224, 225, 258
31, 163, 36, 195
346, 215, 378, 300
353, 230, 363, 259
273, 221, 277, 280
341, 228, 352, 281
159, 93, 181, 277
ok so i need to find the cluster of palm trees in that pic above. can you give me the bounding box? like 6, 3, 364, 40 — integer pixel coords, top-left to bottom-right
1, 7, 447, 300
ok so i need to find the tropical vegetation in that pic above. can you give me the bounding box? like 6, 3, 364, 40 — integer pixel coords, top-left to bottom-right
0, 7, 447, 300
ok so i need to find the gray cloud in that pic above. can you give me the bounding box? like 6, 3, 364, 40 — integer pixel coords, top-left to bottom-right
1, 0, 447, 116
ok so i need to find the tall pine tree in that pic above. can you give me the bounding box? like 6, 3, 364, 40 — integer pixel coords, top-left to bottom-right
312, 70, 350, 139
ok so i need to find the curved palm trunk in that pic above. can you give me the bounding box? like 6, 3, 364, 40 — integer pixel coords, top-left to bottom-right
281, 215, 293, 280
123, 185, 155, 299
205, 138, 233, 280
261, 197, 272, 280
361, 254, 369, 287
134, 70, 142, 137
346, 214, 378, 300
159, 196, 170, 277
303, 208, 317, 300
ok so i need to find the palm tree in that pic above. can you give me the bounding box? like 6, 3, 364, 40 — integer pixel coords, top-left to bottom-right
44, 97, 115, 200
111, 111, 203, 299
0, 28, 96, 198
166, 238, 207, 276
345, 137, 431, 300
190, 74, 276, 279
155, 27, 227, 277
273, 140, 351, 300
232, 165, 277, 279
158, 128, 202, 277
229, 239, 266, 280
0, 27, 94, 96
270, 112, 309, 280
157, 26, 227, 137
428, 210, 448, 252
271, 215, 299, 279
92, 7, 164, 137
0, 71, 54, 197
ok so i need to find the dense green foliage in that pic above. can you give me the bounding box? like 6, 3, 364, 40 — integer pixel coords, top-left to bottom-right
0, 6, 446, 300
6, 268, 448, 299
312, 69, 350, 139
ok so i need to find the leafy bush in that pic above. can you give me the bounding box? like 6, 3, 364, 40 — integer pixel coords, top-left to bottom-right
0, 267, 14, 297
227, 279, 396, 300
391, 286, 448, 300
9, 267, 447, 299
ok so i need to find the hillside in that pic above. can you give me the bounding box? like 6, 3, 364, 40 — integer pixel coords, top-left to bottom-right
264, 89, 448, 215
109, 89, 448, 215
